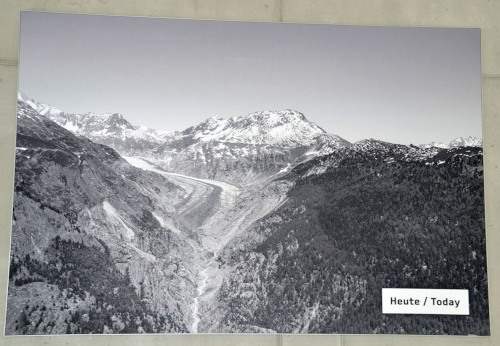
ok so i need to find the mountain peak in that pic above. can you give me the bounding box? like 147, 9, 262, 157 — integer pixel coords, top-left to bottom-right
18, 91, 63, 116
354, 138, 391, 149
18, 93, 171, 157
207, 115, 225, 122
184, 109, 326, 147
238, 109, 309, 126
449, 136, 483, 148
17, 91, 28, 102
420, 136, 482, 149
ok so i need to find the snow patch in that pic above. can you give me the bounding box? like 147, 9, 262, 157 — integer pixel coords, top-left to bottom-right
304, 165, 328, 177
278, 164, 292, 174
26, 100, 38, 110
62, 121, 80, 133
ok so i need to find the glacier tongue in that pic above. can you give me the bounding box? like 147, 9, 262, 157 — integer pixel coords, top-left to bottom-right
122, 155, 293, 332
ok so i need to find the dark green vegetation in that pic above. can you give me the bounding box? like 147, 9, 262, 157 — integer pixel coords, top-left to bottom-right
217, 146, 488, 335
10, 238, 186, 333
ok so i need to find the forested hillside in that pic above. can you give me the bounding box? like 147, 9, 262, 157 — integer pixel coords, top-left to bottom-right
213, 146, 488, 335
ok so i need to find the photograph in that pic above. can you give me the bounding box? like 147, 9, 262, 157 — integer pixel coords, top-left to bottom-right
5, 11, 488, 335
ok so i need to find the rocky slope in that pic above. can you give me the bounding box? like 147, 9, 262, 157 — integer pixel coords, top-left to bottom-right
7, 98, 199, 334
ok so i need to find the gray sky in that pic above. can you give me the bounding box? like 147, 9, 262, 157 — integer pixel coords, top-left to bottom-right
19, 12, 482, 145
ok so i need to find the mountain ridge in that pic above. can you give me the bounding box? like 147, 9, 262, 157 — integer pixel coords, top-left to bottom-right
18, 92, 483, 186
8, 92, 488, 335
18, 93, 483, 156
419, 136, 483, 149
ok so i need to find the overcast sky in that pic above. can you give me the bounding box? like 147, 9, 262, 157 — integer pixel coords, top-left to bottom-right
19, 11, 482, 145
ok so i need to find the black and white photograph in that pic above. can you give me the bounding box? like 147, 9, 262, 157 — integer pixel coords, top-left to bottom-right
5, 11, 488, 335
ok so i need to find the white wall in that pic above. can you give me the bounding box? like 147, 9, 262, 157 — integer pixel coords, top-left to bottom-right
1, 1, 498, 345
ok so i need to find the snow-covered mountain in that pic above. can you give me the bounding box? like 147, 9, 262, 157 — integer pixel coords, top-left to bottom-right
18, 92, 171, 156
179, 110, 325, 147
16, 93, 482, 185
154, 110, 351, 184
17, 92, 64, 117
449, 136, 483, 148
419, 136, 482, 149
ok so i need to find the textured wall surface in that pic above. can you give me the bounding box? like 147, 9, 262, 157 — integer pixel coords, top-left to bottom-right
0, 1, 498, 345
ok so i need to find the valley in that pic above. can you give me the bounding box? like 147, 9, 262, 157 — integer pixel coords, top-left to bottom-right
123, 156, 241, 332
6, 94, 489, 335
122, 155, 290, 332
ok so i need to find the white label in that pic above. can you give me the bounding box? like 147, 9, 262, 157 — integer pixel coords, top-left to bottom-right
382, 288, 469, 315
